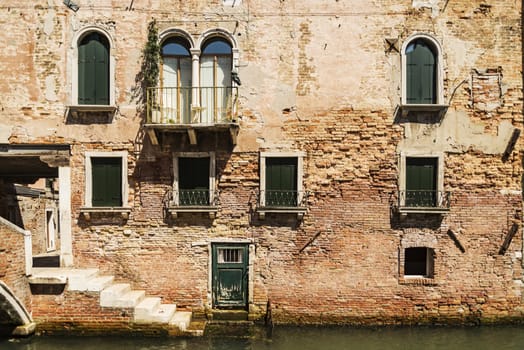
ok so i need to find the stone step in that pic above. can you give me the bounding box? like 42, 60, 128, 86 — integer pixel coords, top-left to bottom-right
100, 283, 131, 307
112, 290, 146, 308
169, 311, 192, 331
135, 298, 178, 323
66, 268, 100, 291
134, 297, 161, 322
152, 304, 177, 323
86, 275, 115, 292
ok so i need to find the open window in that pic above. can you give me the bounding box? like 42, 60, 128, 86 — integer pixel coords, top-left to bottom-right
148, 29, 240, 131
152, 37, 192, 124
400, 35, 447, 117
170, 152, 217, 218
258, 152, 306, 219
200, 38, 233, 123
398, 153, 449, 214
404, 247, 434, 278
81, 152, 130, 220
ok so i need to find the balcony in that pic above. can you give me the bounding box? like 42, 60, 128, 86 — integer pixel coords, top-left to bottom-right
145, 86, 239, 145
397, 190, 451, 215
257, 190, 308, 219
166, 189, 219, 219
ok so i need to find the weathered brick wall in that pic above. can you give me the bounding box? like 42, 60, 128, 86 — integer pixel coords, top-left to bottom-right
31, 291, 175, 335
0, 220, 31, 312
0, 0, 522, 326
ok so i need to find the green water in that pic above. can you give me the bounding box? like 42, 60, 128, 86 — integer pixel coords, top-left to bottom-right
2, 326, 524, 350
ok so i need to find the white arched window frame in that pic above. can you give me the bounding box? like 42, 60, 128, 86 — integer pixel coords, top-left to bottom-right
157, 31, 194, 124
401, 34, 446, 107
197, 29, 240, 123
69, 26, 116, 108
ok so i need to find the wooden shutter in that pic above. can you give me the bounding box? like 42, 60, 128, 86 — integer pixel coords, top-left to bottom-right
406, 157, 437, 207
92, 157, 122, 207
406, 40, 436, 104
266, 158, 298, 206
78, 33, 109, 105
94, 36, 109, 105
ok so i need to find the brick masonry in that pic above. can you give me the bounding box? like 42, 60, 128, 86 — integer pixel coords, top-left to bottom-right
0, 222, 31, 313
0, 0, 523, 327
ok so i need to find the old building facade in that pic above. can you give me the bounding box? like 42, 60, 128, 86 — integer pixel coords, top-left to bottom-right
0, 0, 523, 329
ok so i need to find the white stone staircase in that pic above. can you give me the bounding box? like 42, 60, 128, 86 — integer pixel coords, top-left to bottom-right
29, 267, 198, 334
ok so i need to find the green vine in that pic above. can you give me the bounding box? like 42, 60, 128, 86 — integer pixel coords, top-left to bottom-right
143, 20, 160, 89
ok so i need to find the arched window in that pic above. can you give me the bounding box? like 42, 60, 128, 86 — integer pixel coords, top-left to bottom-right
78, 32, 110, 105
200, 38, 233, 123
161, 37, 192, 123
405, 38, 437, 104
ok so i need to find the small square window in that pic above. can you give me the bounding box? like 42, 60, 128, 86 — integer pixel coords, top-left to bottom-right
404, 247, 434, 278
217, 248, 243, 263
84, 152, 128, 209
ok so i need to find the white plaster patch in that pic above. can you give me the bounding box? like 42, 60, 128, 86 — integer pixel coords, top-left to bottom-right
43, 10, 55, 36
412, 0, 440, 18
45, 76, 58, 101
399, 112, 516, 155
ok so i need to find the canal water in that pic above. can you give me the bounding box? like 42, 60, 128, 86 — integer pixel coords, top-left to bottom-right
2, 325, 524, 350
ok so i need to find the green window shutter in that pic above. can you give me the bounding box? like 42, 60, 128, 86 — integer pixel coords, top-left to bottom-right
94, 36, 110, 105
266, 157, 298, 206
92, 157, 122, 207
78, 33, 109, 105
406, 157, 437, 207
406, 40, 436, 104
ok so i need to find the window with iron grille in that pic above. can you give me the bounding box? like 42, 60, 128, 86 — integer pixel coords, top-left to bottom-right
265, 157, 298, 207
405, 157, 438, 207
178, 157, 210, 206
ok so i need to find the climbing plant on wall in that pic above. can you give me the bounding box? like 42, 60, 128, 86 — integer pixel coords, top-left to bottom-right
143, 20, 160, 89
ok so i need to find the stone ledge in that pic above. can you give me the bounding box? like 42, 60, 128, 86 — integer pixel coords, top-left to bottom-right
79, 207, 132, 220
256, 206, 307, 220
399, 277, 437, 286
168, 206, 218, 219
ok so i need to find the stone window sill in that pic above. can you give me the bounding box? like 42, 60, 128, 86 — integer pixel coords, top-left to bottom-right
256, 206, 307, 220
168, 206, 218, 219
79, 206, 131, 220
399, 277, 437, 286
399, 104, 448, 118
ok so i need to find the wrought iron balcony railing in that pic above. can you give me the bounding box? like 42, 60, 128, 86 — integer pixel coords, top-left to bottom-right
398, 190, 451, 213
170, 189, 219, 207
146, 86, 238, 125
164, 189, 220, 218
259, 190, 308, 208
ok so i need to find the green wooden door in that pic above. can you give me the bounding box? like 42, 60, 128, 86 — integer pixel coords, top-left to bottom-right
406, 157, 437, 207
212, 244, 248, 308
78, 33, 109, 105
91, 157, 122, 207
406, 40, 436, 104
266, 158, 297, 206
